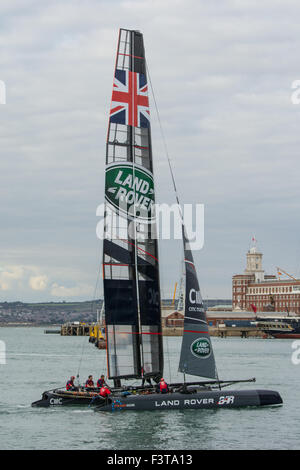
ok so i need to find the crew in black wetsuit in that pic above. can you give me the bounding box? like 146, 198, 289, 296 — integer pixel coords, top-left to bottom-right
141, 367, 152, 387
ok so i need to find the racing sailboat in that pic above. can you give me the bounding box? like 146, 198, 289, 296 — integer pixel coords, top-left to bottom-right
32, 28, 283, 409
94, 28, 283, 411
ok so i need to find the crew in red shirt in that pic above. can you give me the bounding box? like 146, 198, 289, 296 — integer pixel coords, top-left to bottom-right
66, 376, 76, 391
85, 375, 94, 388
99, 386, 111, 398
97, 375, 107, 388
159, 378, 169, 394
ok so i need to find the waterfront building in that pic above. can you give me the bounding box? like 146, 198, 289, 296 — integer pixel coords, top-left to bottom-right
232, 241, 300, 315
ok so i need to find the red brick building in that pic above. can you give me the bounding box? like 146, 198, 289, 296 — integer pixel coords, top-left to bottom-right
232, 243, 300, 315
164, 311, 184, 327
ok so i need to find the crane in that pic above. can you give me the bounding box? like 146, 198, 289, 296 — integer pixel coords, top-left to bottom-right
172, 282, 178, 307
276, 266, 297, 281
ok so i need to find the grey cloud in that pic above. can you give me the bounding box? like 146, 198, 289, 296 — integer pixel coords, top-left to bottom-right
1, 0, 300, 300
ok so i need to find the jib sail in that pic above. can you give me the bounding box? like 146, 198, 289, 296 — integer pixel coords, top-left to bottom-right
103, 29, 163, 381
178, 227, 217, 379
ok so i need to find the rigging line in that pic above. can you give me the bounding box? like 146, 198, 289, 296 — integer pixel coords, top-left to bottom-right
76, 250, 102, 380
154, 193, 171, 382
147, 61, 179, 384
158, 248, 172, 383
165, 321, 173, 383
146, 61, 182, 212
147, 61, 220, 382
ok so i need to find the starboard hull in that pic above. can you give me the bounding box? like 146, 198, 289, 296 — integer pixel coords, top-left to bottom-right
96, 389, 283, 411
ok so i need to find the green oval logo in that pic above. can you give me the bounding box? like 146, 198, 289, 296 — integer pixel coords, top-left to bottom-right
190, 337, 211, 359
105, 163, 155, 221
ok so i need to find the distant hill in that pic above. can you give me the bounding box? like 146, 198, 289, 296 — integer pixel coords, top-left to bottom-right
0, 299, 102, 325
0, 298, 231, 325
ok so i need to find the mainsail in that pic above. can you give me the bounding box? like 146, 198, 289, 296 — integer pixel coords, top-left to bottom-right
103, 29, 163, 382
178, 227, 217, 379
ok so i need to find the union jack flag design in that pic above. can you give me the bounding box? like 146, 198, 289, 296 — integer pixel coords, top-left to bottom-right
110, 69, 150, 128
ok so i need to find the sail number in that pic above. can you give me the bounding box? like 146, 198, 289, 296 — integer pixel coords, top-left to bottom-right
148, 288, 159, 306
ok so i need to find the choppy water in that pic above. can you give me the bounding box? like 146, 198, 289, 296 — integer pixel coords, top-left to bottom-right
0, 327, 299, 450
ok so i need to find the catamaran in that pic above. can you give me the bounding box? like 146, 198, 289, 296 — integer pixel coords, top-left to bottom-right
32, 28, 283, 410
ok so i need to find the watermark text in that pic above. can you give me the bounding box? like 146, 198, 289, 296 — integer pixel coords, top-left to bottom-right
0, 80, 6, 104
0, 340, 6, 364
96, 203, 204, 250
291, 340, 300, 365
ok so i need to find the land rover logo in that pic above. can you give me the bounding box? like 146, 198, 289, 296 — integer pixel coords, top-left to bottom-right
191, 337, 211, 359
105, 162, 155, 221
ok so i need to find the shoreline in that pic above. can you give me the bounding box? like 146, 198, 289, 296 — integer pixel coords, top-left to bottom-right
0, 323, 62, 327
0, 324, 264, 337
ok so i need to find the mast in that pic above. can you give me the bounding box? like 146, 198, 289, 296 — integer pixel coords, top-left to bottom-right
103, 29, 163, 384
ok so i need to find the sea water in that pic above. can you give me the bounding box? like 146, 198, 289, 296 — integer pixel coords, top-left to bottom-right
0, 327, 299, 450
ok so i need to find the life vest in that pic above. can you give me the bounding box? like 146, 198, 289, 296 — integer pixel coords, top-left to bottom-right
66, 380, 74, 391
85, 379, 94, 387
159, 381, 168, 392
97, 378, 105, 388
99, 386, 111, 398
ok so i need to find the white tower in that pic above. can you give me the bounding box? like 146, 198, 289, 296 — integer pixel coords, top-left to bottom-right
244, 237, 265, 282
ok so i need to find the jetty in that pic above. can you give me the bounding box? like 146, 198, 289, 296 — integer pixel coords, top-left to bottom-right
162, 326, 264, 338
57, 322, 106, 349
51, 323, 266, 339
60, 322, 90, 336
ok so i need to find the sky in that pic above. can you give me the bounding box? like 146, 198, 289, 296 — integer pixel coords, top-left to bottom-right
1, 0, 300, 302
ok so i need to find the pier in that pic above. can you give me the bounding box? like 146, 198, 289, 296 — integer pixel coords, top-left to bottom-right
163, 326, 266, 338
57, 324, 266, 338
57, 322, 106, 349
60, 322, 91, 336
46, 322, 268, 339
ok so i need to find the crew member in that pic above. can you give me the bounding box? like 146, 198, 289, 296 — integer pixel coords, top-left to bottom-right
99, 385, 111, 398
159, 378, 169, 394
66, 376, 76, 391
97, 375, 107, 388
141, 367, 152, 387
85, 375, 94, 388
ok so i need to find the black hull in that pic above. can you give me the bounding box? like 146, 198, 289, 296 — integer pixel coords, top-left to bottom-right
96, 389, 282, 411
31, 390, 106, 407
32, 381, 283, 410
